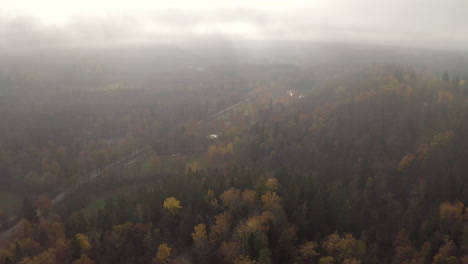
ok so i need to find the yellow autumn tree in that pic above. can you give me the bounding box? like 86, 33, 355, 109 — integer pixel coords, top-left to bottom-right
437, 90, 454, 105
397, 153, 416, 172
432, 240, 458, 264
0, 248, 12, 264
206, 189, 220, 209
153, 243, 171, 264
417, 144, 430, 161
265, 178, 278, 191
192, 223, 209, 262
15, 238, 40, 260
440, 201, 464, 223
322, 233, 366, 263
439, 201, 464, 237
234, 255, 257, 264
233, 217, 266, 249
186, 160, 201, 172
343, 259, 361, 264
18, 248, 56, 264
75, 233, 91, 253
404, 86, 414, 99
460, 80, 466, 87
207, 189, 216, 200
309, 117, 326, 133
242, 189, 257, 206
394, 229, 415, 263
72, 254, 95, 264
318, 256, 335, 264
261, 191, 282, 211
110, 222, 134, 249
192, 223, 207, 247
219, 187, 242, 211
431, 130, 455, 148
225, 142, 234, 155
296, 241, 319, 264
163, 197, 182, 215
55, 238, 71, 264
210, 211, 233, 242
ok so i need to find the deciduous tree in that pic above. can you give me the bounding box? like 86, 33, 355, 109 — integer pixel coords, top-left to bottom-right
163, 197, 182, 216
153, 243, 171, 264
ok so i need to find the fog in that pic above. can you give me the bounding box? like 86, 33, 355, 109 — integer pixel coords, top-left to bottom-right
1, 0, 468, 51
1, 1, 468, 262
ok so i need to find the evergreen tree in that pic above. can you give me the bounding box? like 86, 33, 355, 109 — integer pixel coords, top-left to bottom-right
258, 248, 272, 264
22, 196, 38, 223
15, 241, 23, 262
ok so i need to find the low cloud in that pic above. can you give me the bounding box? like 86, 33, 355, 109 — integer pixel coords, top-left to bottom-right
1, 0, 467, 51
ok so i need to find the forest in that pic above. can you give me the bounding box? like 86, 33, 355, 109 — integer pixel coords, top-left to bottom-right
0, 44, 467, 264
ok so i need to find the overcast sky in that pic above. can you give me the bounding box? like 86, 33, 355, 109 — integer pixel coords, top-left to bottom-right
1, 0, 468, 51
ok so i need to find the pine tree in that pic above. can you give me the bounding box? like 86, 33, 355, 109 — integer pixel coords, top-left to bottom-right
258, 248, 272, 264
22, 196, 38, 223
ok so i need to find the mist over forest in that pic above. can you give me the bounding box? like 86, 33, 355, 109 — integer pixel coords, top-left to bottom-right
0, 1, 467, 264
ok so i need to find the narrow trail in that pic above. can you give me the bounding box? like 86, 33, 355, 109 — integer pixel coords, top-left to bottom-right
205, 97, 252, 121
0, 148, 147, 241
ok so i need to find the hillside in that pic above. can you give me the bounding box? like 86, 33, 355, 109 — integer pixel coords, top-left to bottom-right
0, 64, 466, 264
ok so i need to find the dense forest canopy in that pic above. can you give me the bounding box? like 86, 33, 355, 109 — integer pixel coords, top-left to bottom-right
0, 41, 467, 264
3, 0, 468, 263
0, 44, 468, 264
